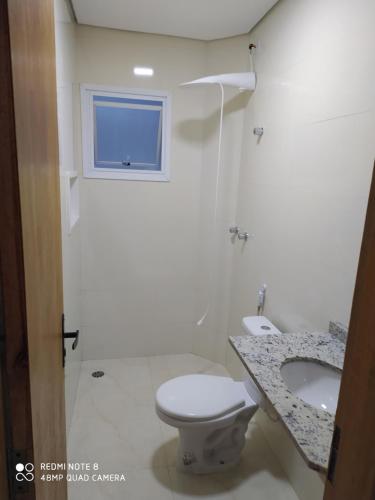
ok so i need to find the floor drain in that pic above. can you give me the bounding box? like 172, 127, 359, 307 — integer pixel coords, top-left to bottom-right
92, 371, 104, 378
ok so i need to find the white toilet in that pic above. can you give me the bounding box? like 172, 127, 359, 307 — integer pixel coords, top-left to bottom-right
155, 316, 282, 473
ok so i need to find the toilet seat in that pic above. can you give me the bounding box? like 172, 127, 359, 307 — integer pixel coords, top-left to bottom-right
156, 374, 249, 422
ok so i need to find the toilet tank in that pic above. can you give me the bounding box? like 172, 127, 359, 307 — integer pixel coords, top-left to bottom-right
242, 315, 282, 336
241, 316, 282, 414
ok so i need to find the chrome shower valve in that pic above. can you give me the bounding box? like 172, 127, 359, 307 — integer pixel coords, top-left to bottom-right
229, 226, 240, 235
238, 231, 249, 241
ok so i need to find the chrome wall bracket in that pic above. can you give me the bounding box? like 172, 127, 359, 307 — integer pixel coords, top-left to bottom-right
253, 127, 264, 136
229, 226, 240, 235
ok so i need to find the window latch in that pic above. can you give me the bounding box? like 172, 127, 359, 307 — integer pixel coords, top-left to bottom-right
122, 160, 131, 166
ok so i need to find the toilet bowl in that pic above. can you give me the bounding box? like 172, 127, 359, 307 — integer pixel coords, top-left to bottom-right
156, 374, 257, 473
155, 316, 282, 474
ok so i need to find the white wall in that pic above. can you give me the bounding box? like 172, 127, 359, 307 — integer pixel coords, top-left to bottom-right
54, 0, 82, 434
226, 0, 375, 348
223, 0, 375, 498
226, 0, 375, 369
75, 26, 207, 359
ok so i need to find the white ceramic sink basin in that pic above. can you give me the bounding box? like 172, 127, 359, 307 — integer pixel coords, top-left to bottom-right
280, 359, 341, 414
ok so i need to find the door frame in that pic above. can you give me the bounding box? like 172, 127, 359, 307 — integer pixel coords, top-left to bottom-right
0, 0, 67, 498
0, 366, 10, 498
324, 163, 375, 499
0, 0, 35, 497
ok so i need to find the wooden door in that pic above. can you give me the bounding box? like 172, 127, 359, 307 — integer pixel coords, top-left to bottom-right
0, 369, 9, 498
0, 0, 67, 499
324, 164, 375, 499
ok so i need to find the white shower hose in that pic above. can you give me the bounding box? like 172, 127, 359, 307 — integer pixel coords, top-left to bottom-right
197, 83, 224, 326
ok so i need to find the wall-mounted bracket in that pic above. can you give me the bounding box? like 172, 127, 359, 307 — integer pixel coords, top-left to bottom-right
253, 127, 264, 137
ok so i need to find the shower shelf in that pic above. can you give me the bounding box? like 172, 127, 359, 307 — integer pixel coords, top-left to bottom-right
60, 170, 79, 234
61, 170, 78, 179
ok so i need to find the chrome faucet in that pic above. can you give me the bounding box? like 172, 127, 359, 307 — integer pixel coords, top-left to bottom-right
238, 231, 249, 241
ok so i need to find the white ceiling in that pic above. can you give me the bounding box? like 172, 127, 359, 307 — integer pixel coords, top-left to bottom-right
71, 0, 278, 41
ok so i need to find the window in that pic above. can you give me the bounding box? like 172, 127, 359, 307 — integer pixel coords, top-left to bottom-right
81, 84, 171, 181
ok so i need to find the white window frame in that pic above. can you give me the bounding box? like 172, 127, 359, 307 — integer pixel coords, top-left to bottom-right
80, 83, 171, 182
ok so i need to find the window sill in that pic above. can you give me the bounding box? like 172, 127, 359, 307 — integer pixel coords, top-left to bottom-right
83, 169, 170, 182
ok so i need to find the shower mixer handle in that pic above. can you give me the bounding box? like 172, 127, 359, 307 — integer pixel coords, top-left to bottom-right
229, 226, 240, 235
238, 231, 249, 241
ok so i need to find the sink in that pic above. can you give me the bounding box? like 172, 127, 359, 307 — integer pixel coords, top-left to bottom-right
280, 359, 341, 414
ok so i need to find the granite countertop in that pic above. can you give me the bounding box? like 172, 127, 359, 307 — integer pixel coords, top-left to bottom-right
229, 331, 345, 473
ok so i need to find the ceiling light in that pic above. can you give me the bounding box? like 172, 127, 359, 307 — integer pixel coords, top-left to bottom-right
134, 67, 154, 77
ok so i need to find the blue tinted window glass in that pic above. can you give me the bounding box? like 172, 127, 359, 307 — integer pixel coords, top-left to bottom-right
93, 96, 162, 171
93, 95, 163, 107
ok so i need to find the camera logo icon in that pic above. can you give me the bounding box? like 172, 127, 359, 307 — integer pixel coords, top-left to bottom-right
15, 463, 35, 482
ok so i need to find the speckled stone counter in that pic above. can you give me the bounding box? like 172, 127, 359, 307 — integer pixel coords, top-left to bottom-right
229, 332, 345, 472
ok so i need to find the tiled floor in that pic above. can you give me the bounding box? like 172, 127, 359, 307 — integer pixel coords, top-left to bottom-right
68, 354, 299, 500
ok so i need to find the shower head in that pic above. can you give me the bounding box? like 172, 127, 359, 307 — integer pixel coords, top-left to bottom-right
180, 72, 256, 91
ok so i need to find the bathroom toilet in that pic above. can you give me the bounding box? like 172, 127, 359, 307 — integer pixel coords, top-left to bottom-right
155, 316, 282, 474
156, 374, 257, 473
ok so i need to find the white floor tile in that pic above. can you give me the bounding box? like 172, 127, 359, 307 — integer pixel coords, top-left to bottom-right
230, 470, 299, 500
159, 421, 179, 467
68, 468, 173, 500
68, 354, 299, 500
168, 467, 234, 499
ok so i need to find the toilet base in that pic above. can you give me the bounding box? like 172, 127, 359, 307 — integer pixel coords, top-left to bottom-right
175, 407, 256, 474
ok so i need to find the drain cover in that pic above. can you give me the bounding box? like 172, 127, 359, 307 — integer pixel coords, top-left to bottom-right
92, 371, 104, 378
261, 325, 271, 330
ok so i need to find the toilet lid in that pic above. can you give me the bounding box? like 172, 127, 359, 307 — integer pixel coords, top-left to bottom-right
156, 374, 246, 422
